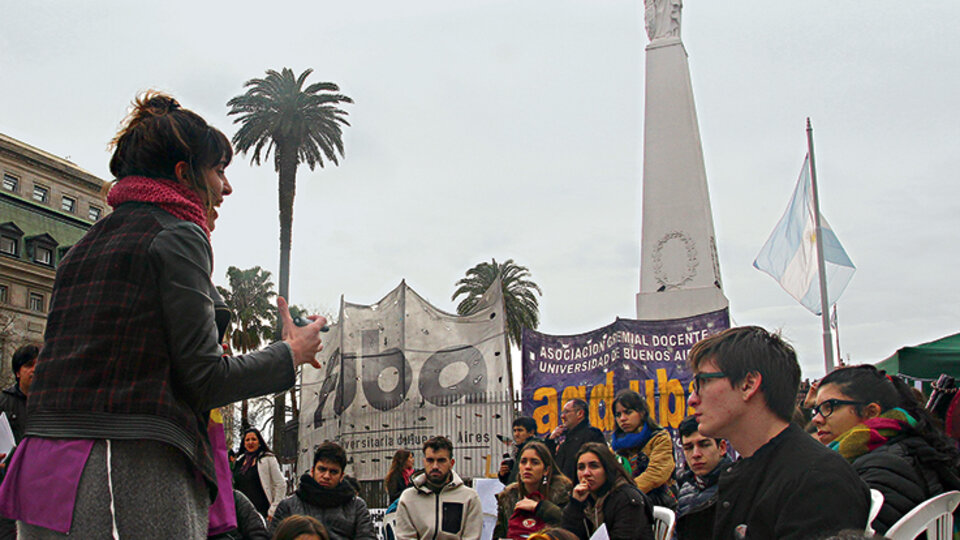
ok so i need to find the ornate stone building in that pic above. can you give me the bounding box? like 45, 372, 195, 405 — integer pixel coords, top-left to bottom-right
0, 132, 108, 386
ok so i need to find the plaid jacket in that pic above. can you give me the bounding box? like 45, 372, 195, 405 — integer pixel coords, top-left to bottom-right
27, 203, 294, 499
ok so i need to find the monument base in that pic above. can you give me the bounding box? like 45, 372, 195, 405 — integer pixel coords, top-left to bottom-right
636, 286, 729, 321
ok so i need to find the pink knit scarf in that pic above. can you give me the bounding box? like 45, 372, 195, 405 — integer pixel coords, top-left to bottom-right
107, 176, 210, 238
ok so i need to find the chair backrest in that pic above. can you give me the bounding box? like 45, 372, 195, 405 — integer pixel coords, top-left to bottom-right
866, 488, 885, 534
652, 505, 676, 540
885, 490, 960, 540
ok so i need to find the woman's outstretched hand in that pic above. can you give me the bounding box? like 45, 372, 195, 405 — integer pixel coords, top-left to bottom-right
278, 297, 326, 369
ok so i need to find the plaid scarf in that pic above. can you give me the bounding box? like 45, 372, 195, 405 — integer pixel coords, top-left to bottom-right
107, 176, 209, 238
830, 407, 918, 462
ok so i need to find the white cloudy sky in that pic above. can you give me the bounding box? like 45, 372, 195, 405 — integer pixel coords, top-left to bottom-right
2, 1, 958, 380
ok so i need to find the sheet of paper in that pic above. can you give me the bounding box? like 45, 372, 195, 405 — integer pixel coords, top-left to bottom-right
589, 523, 610, 540
0, 413, 14, 457
474, 478, 503, 516
480, 513, 497, 540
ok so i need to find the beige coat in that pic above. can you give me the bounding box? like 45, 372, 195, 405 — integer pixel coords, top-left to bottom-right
256, 453, 287, 517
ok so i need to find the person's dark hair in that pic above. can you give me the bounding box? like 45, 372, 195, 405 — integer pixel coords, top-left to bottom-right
688, 326, 800, 422
678, 415, 723, 445
612, 389, 659, 435
313, 441, 347, 470
11, 344, 39, 380
512, 416, 537, 433
240, 427, 272, 456
109, 91, 233, 213
819, 365, 960, 473
384, 449, 412, 493
575, 442, 633, 494
271, 514, 330, 540
423, 435, 453, 456
516, 441, 570, 497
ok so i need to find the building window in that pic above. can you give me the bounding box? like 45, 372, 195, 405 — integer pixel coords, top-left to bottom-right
88, 205, 102, 221
0, 285, 7, 304
61, 196, 76, 213
29, 293, 44, 313
0, 236, 17, 257
2, 174, 18, 193
35, 246, 53, 266
32, 185, 49, 203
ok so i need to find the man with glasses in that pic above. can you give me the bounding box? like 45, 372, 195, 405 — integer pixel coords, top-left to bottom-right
687, 326, 869, 539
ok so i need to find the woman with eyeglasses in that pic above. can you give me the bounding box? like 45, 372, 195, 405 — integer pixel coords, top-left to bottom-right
811, 365, 960, 534
560, 442, 654, 540
609, 389, 678, 510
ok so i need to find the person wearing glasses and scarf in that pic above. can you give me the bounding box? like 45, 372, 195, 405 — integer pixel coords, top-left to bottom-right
812, 365, 960, 534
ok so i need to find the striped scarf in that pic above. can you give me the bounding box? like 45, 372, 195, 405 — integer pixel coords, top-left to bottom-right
830, 407, 917, 462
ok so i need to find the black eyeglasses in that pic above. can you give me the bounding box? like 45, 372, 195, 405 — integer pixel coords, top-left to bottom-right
693, 372, 727, 394
811, 399, 865, 419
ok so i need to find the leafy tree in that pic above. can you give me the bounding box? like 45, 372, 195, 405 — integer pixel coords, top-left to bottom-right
227, 67, 352, 453
216, 266, 277, 431
453, 258, 542, 347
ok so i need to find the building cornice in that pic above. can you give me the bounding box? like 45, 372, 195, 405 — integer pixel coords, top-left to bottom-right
0, 133, 105, 194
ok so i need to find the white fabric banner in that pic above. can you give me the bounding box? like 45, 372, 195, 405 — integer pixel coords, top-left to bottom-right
299, 279, 512, 480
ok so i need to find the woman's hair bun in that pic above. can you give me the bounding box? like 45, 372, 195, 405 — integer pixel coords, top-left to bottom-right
136, 92, 181, 118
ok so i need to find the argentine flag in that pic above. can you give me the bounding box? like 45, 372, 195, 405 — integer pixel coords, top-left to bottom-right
753, 155, 855, 315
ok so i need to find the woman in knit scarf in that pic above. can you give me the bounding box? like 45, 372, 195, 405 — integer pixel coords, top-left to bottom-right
384, 449, 416, 505
812, 365, 960, 534
609, 389, 678, 510
0, 92, 327, 539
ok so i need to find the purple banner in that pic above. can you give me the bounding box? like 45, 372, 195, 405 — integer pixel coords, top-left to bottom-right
521, 309, 729, 437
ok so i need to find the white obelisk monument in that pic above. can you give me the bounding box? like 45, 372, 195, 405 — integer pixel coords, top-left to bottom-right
636, 0, 728, 320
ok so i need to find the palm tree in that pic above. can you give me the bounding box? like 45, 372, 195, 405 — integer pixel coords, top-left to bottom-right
217, 266, 277, 431
227, 67, 352, 452
452, 258, 543, 347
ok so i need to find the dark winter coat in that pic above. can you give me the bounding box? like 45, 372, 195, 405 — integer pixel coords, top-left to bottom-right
713, 424, 870, 540
25, 203, 295, 499
270, 474, 376, 540
675, 456, 730, 540
546, 421, 606, 482
852, 433, 960, 534
560, 477, 654, 540
0, 384, 27, 443
208, 490, 269, 540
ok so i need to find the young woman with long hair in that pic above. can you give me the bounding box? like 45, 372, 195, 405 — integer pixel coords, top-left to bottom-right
234, 427, 287, 520
494, 441, 571, 539
0, 92, 326, 538
610, 389, 678, 509
384, 449, 415, 504
812, 365, 960, 534
560, 442, 654, 540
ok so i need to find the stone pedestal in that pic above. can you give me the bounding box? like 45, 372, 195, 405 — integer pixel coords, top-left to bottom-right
636, 37, 728, 319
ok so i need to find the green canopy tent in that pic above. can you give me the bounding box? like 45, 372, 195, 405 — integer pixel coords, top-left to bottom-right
875, 332, 960, 393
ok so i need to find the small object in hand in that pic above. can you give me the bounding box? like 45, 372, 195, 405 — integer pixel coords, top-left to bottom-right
293, 316, 329, 332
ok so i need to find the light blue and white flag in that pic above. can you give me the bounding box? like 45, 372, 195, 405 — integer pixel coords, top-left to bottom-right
753, 155, 855, 315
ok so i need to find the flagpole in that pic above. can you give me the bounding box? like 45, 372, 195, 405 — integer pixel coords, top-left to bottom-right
807, 118, 835, 373
833, 304, 842, 366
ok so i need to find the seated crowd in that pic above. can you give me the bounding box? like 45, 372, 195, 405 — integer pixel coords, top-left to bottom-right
255, 326, 960, 540
6, 325, 958, 540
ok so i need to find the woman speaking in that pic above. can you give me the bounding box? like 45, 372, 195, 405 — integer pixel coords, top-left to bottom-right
0, 92, 327, 538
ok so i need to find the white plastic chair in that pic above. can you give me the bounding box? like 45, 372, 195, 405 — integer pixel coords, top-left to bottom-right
866, 488, 885, 534
652, 505, 676, 540
885, 490, 960, 540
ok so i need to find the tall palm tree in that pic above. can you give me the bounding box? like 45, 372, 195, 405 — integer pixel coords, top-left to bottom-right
217, 266, 277, 431
453, 258, 543, 347
227, 68, 352, 452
